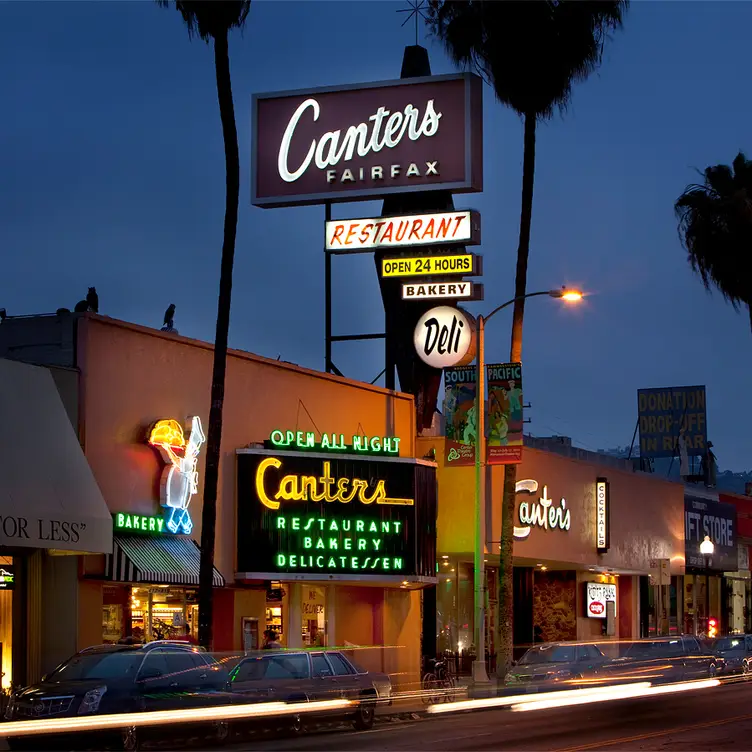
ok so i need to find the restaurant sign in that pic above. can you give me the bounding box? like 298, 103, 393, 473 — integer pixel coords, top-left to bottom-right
267, 429, 400, 456
586, 582, 616, 619
513, 479, 571, 541
402, 281, 482, 302
325, 210, 481, 253
413, 306, 476, 369
236, 450, 437, 579
252, 73, 483, 208
381, 253, 481, 278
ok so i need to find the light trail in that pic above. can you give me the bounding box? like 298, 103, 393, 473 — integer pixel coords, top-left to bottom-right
0, 698, 353, 738
511, 678, 720, 712
426, 682, 652, 715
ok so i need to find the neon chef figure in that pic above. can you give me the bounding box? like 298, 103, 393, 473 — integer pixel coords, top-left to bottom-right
148, 416, 205, 535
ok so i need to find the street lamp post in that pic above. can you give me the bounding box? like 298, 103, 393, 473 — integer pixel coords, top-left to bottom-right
700, 535, 714, 637
471, 288, 582, 686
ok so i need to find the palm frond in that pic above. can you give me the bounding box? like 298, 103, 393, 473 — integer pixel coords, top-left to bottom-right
157, 0, 251, 42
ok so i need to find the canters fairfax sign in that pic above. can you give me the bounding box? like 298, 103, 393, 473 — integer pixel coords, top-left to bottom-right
252, 73, 483, 208
235, 450, 438, 580
325, 210, 481, 253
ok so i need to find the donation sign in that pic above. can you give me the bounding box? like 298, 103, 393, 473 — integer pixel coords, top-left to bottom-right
637, 385, 707, 459
252, 73, 483, 208
325, 210, 480, 253
443, 366, 477, 466
236, 450, 437, 579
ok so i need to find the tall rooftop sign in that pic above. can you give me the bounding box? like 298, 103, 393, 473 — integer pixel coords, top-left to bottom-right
252, 73, 483, 208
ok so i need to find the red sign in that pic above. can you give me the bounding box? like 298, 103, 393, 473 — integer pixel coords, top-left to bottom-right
589, 602, 605, 616
252, 74, 483, 208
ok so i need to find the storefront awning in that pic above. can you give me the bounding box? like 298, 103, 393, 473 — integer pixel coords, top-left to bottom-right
106, 535, 225, 587
0, 358, 112, 554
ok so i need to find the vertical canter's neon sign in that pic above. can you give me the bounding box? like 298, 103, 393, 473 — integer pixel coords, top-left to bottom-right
149, 416, 205, 535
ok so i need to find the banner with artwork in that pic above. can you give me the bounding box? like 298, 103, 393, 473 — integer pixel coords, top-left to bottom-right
443, 366, 477, 466
486, 363, 523, 465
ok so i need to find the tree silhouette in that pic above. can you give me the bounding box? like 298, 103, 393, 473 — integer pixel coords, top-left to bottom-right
427, 0, 627, 677
157, 0, 251, 649
675, 151, 752, 333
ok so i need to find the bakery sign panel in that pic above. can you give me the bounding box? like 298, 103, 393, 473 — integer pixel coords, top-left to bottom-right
235, 449, 437, 581
252, 73, 483, 208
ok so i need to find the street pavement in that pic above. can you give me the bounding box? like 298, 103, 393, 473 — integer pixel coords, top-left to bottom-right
215, 678, 752, 751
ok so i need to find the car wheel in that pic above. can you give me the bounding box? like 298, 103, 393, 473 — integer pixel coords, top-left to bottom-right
352, 698, 376, 731
288, 713, 305, 736
743, 660, 751, 678
214, 720, 230, 743
121, 726, 139, 752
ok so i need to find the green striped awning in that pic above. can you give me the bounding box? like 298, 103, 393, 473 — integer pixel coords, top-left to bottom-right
106, 535, 224, 587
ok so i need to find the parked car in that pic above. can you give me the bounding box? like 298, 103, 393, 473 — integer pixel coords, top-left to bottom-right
712, 634, 752, 675
4, 640, 233, 751
504, 643, 608, 689
607, 636, 722, 684
229, 649, 391, 732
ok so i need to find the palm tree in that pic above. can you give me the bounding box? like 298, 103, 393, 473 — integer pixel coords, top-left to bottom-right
157, 0, 251, 649
675, 151, 752, 332
427, 0, 627, 678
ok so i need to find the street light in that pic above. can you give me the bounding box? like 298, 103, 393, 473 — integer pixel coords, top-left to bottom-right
472, 288, 583, 685
700, 535, 714, 637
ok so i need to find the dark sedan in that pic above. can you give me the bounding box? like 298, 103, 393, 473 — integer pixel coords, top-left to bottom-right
712, 634, 752, 675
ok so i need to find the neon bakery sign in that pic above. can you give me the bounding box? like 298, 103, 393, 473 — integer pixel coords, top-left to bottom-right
513, 479, 571, 540
148, 416, 205, 535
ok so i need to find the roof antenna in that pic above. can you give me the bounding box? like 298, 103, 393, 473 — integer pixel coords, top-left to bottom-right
397, 0, 428, 46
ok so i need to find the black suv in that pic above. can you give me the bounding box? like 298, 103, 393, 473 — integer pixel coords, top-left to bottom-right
5, 640, 232, 750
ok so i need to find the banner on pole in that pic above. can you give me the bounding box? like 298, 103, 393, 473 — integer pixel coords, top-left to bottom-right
486, 363, 523, 465
443, 366, 477, 466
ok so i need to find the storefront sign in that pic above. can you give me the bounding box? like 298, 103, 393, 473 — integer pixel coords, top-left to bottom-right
487, 363, 523, 465
402, 281, 481, 302
113, 512, 171, 535
325, 210, 480, 253
148, 416, 205, 535
267, 430, 400, 456
637, 385, 707, 459
0, 566, 15, 590
443, 366, 477, 466
586, 582, 616, 619
684, 495, 738, 571
236, 451, 437, 579
513, 479, 571, 540
252, 73, 483, 208
413, 306, 476, 369
596, 478, 610, 553
381, 253, 480, 278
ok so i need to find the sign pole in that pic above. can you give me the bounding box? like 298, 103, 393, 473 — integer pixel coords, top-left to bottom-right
325, 201, 332, 374
473, 314, 490, 685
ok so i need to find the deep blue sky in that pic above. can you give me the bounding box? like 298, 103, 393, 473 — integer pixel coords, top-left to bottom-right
2, 1, 750, 470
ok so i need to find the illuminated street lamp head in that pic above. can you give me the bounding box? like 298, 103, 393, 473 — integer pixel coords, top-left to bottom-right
700, 535, 714, 556
550, 287, 583, 302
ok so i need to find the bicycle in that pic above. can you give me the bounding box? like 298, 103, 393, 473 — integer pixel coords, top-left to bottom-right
421, 657, 456, 704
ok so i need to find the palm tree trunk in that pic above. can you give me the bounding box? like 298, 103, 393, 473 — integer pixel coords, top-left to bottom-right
496, 112, 537, 679
197, 28, 240, 650
749, 303, 752, 334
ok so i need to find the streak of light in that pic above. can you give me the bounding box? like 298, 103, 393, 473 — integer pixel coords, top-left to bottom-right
0, 699, 352, 738
426, 682, 652, 714
510, 678, 720, 712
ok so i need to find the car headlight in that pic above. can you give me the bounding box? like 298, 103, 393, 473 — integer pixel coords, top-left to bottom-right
78, 685, 107, 715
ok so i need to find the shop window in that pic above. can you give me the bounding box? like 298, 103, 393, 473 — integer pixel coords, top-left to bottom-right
302, 587, 326, 647
0, 555, 13, 688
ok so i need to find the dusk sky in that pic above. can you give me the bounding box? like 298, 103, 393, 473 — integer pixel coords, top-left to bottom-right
2, 1, 750, 471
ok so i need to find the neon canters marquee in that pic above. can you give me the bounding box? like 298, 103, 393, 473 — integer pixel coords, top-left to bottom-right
252, 73, 483, 208
235, 449, 437, 580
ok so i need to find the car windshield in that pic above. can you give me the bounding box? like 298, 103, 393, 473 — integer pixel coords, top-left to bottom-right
47, 651, 143, 681
714, 637, 744, 651
519, 646, 576, 665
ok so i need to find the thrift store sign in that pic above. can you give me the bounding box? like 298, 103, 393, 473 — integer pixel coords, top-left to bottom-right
236, 451, 434, 578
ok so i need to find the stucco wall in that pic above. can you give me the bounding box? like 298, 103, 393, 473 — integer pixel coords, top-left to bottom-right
77, 316, 416, 582
417, 436, 685, 575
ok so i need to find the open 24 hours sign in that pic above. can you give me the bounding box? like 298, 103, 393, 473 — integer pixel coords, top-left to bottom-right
235, 449, 437, 580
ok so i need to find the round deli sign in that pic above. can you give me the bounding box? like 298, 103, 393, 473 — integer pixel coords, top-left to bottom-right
413, 306, 476, 369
